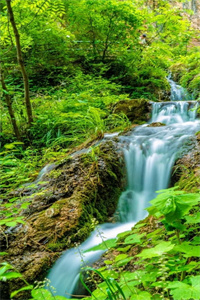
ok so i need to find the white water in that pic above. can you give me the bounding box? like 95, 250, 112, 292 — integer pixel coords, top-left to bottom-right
47, 222, 134, 297
47, 85, 200, 298
151, 101, 198, 125
167, 76, 193, 101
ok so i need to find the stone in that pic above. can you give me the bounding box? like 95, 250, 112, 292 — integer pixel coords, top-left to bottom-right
112, 99, 151, 123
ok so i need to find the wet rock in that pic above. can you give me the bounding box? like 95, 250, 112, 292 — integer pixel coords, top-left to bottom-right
158, 90, 171, 101
147, 122, 166, 127
0, 141, 125, 299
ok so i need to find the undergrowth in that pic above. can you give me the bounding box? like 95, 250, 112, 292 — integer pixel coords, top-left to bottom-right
76, 187, 200, 300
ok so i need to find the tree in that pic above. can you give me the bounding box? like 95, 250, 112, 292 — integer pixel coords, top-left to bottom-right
5, 0, 33, 125
0, 65, 21, 141
66, 0, 142, 61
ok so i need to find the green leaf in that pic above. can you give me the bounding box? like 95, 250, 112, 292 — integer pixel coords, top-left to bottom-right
13, 142, 24, 145
168, 278, 200, 300
100, 269, 119, 279
4, 143, 16, 149
20, 202, 31, 209
114, 253, 133, 266
137, 241, 174, 259
115, 254, 128, 262
84, 238, 116, 252
121, 270, 146, 284
189, 275, 200, 287
161, 197, 176, 215
130, 291, 152, 300
92, 281, 110, 299
0, 252, 8, 256
117, 230, 132, 239
115, 257, 133, 267
5, 221, 18, 227
0, 271, 22, 279
124, 233, 144, 245
2, 89, 9, 94
11, 285, 33, 298
0, 265, 11, 276
116, 245, 131, 252
104, 260, 113, 265
174, 242, 200, 257
119, 284, 139, 299
148, 190, 200, 224
185, 212, 200, 224
31, 288, 55, 300
151, 294, 163, 300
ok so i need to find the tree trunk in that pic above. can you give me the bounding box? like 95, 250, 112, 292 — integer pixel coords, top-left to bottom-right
6, 0, 33, 125
0, 67, 21, 141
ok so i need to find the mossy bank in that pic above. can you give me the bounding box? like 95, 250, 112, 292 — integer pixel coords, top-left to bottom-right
0, 141, 125, 300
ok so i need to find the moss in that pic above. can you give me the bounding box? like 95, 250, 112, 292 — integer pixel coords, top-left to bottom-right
174, 169, 200, 193
47, 242, 66, 251
112, 99, 150, 123
171, 139, 200, 193
2, 140, 125, 299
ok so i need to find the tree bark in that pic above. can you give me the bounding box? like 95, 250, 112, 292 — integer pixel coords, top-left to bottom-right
0, 66, 21, 141
6, 0, 33, 125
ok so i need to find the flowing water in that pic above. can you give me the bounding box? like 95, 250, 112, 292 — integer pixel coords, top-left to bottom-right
47, 86, 200, 298
167, 76, 193, 101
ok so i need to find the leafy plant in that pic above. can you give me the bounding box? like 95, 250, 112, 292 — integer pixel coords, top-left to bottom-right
81, 188, 200, 300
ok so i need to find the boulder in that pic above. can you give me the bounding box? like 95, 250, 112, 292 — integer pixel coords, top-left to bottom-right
112, 99, 151, 123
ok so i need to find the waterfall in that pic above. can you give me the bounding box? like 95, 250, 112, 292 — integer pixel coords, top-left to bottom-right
47, 86, 200, 298
151, 101, 198, 124
167, 75, 193, 101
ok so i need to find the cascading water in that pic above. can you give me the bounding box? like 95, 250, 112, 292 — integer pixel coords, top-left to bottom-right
167, 75, 193, 101
47, 84, 200, 298
151, 101, 198, 124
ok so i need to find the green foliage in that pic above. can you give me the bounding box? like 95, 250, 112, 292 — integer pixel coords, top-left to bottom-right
136, 241, 174, 259
80, 267, 126, 300
84, 238, 117, 252
0, 264, 72, 300
167, 276, 200, 300
170, 49, 200, 99
30, 288, 69, 300
0, 261, 33, 298
0, 144, 42, 193
82, 188, 200, 300
1, 0, 198, 144
66, 0, 142, 61
0, 73, 131, 198
147, 187, 200, 225
27, 73, 131, 148
0, 262, 22, 281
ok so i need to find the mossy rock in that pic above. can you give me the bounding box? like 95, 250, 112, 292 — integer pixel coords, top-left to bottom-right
0, 141, 125, 299
112, 99, 150, 123
171, 133, 200, 192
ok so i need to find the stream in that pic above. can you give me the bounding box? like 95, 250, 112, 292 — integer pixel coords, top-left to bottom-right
47, 81, 200, 298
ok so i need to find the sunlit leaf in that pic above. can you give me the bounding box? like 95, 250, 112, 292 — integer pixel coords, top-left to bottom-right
137, 241, 174, 259
11, 285, 33, 298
